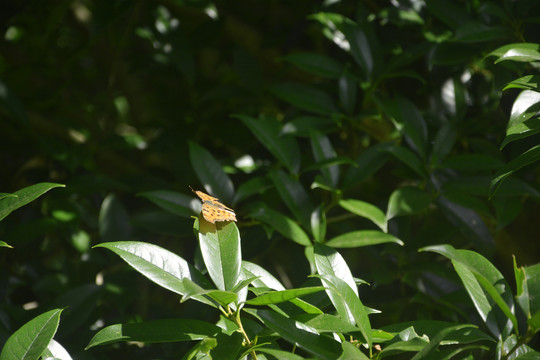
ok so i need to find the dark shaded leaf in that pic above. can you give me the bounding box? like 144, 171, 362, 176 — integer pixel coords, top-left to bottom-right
189, 142, 235, 204
236, 114, 301, 173
86, 319, 220, 349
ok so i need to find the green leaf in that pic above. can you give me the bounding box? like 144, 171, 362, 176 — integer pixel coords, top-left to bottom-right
0, 241, 13, 248
269, 169, 313, 229
86, 319, 220, 349
309, 131, 339, 187
137, 190, 194, 217
0, 193, 17, 200
0, 182, 65, 222
270, 83, 338, 115
507, 90, 540, 130
310, 204, 326, 243
381, 97, 427, 158
489, 43, 540, 63
251, 309, 342, 360
421, 244, 516, 338
385, 145, 426, 178
313, 244, 372, 347
339, 199, 387, 232
387, 187, 431, 220
246, 287, 324, 305
231, 276, 259, 294
340, 22, 375, 80
294, 313, 363, 334
339, 341, 369, 359
197, 220, 241, 293
529, 310, 540, 332
501, 117, 540, 149
512, 348, 540, 359
282, 52, 343, 78
379, 327, 429, 356
490, 145, 540, 197
514, 257, 529, 318
183, 337, 218, 359
0, 308, 63, 360
316, 274, 372, 348
489, 43, 540, 59
236, 114, 301, 173
411, 324, 476, 360
94, 241, 214, 306
313, 242, 358, 297
243, 261, 285, 290
515, 261, 540, 322
503, 75, 540, 92
181, 278, 238, 307
189, 141, 235, 203
249, 204, 311, 246
382, 320, 494, 356
326, 230, 403, 248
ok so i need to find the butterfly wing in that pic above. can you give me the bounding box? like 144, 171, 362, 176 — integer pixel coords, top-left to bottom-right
201, 201, 237, 223
191, 187, 237, 223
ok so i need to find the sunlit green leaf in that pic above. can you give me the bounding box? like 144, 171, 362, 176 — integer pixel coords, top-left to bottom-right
503, 75, 540, 92
0, 309, 63, 360
339, 199, 387, 232
421, 245, 516, 338
326, 230, 403, 248
246, 287, 324, 306
197, 220, 241, 293
0, 183, 65, 222
94, 241, 215, 306
181, 278, 237, 306
0, 241, 13, 248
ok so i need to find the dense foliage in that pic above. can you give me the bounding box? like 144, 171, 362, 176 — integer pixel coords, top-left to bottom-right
1, 1, 540, 359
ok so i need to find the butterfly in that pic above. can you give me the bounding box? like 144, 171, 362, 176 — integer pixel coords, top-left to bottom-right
190, 186, 237, 224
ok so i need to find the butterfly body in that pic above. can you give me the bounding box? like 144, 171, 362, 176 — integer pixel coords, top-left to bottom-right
191, 187, 237, 224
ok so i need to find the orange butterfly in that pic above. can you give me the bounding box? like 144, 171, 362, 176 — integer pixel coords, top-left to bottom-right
190, 186, 237, 224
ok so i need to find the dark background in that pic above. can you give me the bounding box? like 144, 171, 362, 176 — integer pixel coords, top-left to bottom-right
1, 0, 540, 358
